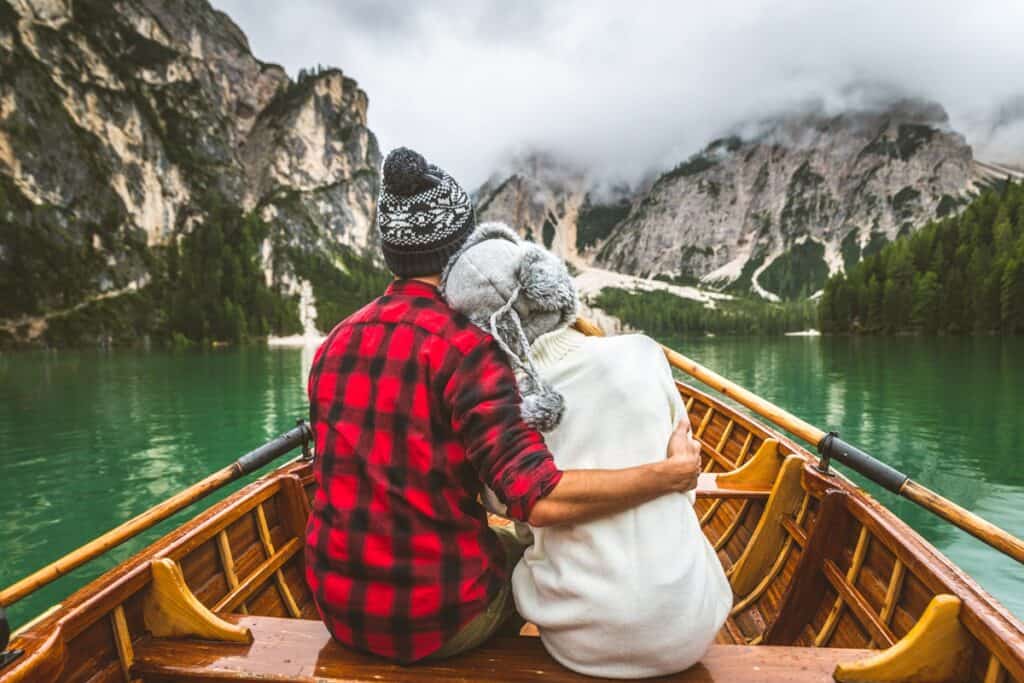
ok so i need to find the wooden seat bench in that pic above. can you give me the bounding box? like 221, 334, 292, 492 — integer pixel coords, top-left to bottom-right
131, 614, 873, 682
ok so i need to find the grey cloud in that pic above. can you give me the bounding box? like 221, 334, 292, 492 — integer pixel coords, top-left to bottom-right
213, 0, 1024, 188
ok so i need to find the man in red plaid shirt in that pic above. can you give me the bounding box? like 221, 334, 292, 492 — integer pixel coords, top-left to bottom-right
305, 148, 702, 663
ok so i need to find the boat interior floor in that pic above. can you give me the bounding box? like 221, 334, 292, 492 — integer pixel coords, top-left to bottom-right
130, 614, 874, 682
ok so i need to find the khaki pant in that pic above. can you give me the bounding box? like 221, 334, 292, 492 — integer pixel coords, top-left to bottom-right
427, 524, 528, 660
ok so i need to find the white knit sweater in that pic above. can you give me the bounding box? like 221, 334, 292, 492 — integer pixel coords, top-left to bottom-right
511, 328, 732, 679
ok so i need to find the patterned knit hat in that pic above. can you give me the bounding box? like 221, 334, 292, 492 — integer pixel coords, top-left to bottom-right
376, 147, 476, 277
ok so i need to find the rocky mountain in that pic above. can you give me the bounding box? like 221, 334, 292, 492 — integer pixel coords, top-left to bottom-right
480, 101, 1021, 302
474, 153, 634, 266
0, 0, 381, 345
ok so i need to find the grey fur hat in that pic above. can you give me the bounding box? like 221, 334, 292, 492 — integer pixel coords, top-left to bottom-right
441, 222, 578, 432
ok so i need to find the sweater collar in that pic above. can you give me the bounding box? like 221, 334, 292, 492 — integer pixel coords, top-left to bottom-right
530, 327, 586, 369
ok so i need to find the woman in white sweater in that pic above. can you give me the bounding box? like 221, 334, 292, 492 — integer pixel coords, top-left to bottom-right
442, 223, 732, 679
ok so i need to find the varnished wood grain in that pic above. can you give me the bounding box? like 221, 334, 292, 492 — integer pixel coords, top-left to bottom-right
696, 474, 771, 500
213, 539, 301, 614
816, 527, 870, 646
716, 439, 782, 491
110, 605, 133, 682
729, 456, 806, 597
254, 504, 302, 619
822, 560, 897, 648
902, 481, 1024, 565
132, 614, 875, 682
765, 490, 851, 645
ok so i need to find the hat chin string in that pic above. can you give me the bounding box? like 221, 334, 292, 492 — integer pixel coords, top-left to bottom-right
488, 287, 563, 415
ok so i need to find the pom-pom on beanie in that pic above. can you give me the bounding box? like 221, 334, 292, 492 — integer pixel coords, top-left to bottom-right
376, 147, 476, 277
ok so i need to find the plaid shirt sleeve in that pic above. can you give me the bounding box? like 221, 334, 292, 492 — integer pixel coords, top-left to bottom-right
445, 337, 563, 521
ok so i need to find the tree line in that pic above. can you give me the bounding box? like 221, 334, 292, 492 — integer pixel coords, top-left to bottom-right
593, 289, 817, 337
819, 182, 1024, 334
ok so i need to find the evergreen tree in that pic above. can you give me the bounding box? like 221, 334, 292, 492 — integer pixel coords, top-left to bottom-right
1003, 258, 1024, 333
818, 181, 1024, 334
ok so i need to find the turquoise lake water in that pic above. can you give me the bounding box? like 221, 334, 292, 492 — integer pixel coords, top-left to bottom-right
1, 337, 1021, 629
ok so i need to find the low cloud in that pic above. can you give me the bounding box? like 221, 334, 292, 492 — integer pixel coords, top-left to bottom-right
214, 0, 1024, 187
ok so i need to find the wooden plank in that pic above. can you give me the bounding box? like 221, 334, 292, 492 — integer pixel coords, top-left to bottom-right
764, 489, 852, 645
213, 538, 301, 614
878, 559, 906, 634
713, 501, 751, 552
984, 656, 1007, 683
700, 433, 756, 524
733, 432, 755, 468
38, 477, 283, 643
815, 526, 871, 647
277, 475, 312, 538
131, 614, 876, 682
728, 456, 806, 598
721, 616, 747, 645
253, 504, 302, 619
731, 493, 810, 615
781, 517, 807, 547
696, 405, 715, 438
110, 604, 133, 683
696, 474, 771, 500
701, 444, 737, 472
716, 439, 783, 491
215, 531, 247, 615
705, 420, 735, 474
823, 559, 897, 648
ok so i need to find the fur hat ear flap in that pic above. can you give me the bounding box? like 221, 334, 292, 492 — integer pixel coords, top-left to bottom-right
516, 245, 579, 328
520, 379, 566, 432
484, 298, 566, 433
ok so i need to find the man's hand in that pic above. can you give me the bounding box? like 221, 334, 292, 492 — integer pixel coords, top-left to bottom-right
660, 418, 702, 493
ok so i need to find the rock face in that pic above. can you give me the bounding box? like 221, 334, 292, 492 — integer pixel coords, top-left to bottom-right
597, 101, 984, 299
480, 102, 1015, 302
474, 153, 633, 265
0, 0, 379, 322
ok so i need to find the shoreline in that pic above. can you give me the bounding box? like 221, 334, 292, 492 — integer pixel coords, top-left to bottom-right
267, 333, 326, 348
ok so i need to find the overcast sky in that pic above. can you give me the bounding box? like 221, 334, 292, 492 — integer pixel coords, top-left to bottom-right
213, 0, 1024, 188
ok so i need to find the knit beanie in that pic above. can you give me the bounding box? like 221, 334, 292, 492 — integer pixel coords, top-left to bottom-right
376, 147, 476, 277
441, 222, 579, 431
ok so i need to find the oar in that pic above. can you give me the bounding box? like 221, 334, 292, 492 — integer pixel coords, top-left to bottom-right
574, 318, 1024, 565
0, 421, 312, 612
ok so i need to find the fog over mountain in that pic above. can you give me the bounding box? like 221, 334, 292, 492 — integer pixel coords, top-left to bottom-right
214, 0, 1024, 187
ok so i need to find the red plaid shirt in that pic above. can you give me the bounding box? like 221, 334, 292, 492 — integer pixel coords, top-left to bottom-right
305, 279, 563, 663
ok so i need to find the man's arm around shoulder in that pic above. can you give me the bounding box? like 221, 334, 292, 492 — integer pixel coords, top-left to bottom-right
528, 418, 702, 527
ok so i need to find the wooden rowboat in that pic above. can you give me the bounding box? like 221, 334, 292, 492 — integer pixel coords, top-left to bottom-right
2, 326, 1023, 682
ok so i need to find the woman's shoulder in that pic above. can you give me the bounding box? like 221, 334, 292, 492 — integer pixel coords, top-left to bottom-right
585, 333, 663, 362
579, 333, 667, 378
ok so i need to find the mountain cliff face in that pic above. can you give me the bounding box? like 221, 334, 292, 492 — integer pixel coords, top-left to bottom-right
474, 154, 633, 265
597, 101, 986, 300
0, 0, 380, 344
479, 102, 1015, 303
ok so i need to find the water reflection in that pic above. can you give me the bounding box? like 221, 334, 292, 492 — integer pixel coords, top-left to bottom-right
0, 347, 309, 628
